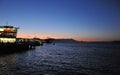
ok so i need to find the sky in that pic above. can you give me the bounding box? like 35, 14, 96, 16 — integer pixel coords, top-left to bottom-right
0, 0, 120, 41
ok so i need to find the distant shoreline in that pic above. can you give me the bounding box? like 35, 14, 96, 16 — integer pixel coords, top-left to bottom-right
52, 39, 120, 43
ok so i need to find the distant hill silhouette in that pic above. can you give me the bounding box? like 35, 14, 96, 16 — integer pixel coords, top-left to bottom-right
53, 39, 79, 43
111, 40, 120, 43
53, 39, 120, 44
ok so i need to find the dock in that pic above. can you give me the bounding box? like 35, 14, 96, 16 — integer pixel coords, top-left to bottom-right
0, 25, 42, 55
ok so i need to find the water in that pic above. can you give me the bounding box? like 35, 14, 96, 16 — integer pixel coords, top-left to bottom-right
0, 43, 120, 75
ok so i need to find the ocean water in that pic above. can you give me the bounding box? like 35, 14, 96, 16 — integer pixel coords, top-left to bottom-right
0, 43, 120, 75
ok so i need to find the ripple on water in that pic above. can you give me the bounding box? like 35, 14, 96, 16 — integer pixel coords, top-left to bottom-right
0, 43, 120, 75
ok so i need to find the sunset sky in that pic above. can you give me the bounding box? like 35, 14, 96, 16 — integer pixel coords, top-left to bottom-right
0, 0, 120, 41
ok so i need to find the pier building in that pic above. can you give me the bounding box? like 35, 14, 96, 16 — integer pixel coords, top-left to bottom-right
0, 26, 19, 43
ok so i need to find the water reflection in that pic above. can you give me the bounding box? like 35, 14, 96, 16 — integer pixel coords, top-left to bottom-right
0, 43, 120, 75
0, 54, 17, 75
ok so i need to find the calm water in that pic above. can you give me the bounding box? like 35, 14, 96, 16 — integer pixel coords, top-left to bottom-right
0, 43, 120, 75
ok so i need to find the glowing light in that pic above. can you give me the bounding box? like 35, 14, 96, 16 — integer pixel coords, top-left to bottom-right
0, 28, 4, 31
0, 38, 16, 43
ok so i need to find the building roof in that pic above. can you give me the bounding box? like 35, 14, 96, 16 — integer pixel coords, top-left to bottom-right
0, 26, 19, 29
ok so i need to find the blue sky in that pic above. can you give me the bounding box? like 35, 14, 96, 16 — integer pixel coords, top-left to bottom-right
0, 0, 120, 41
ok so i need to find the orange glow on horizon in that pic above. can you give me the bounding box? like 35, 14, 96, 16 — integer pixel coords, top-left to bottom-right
75, 37, 108, 42
17, 33, 71, 39
17, 33, 107, 42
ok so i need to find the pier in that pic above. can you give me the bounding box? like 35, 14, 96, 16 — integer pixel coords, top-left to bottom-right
0, 25, 42, 55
